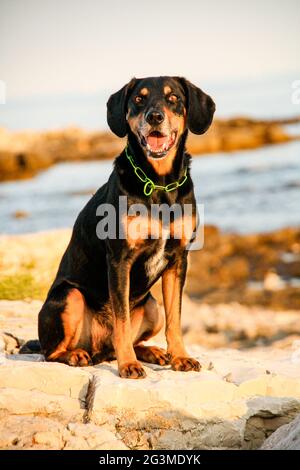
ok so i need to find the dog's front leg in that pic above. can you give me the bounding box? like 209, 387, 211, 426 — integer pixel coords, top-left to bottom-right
107, 254, 146, 379
162, 255, 201, 372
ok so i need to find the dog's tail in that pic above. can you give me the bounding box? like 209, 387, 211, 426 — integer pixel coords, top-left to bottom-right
19, 339, 42, 354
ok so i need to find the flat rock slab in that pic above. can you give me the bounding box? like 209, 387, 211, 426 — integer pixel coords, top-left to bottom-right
1, 345, 300, 449
0, 357, 91, 416
84, 348, 300, 449
0, 358, 90, 398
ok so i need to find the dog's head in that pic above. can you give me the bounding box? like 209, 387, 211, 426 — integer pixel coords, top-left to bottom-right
107, 76, 215, 161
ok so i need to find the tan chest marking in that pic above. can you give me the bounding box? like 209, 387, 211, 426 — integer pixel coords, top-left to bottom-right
121, 214, 167, 248
122, 213, 196, 248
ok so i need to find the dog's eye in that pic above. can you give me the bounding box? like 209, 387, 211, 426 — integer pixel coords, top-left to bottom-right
134, 96, 143, 104
168, 94, 178, 103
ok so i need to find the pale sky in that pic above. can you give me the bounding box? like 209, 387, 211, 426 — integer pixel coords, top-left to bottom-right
0, 0, 300, 99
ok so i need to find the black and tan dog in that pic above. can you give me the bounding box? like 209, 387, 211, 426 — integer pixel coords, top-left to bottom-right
38, 76, 215, 379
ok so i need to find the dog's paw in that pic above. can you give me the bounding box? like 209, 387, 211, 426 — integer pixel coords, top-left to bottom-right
145, 346, 170, 366
119, 360, 146, 379
170, 356, 201, 372
135, 345, 170, 366
66, 349, 93, 367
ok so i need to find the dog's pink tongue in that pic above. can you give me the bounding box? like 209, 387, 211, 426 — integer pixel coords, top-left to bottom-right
147, 134, 168, 151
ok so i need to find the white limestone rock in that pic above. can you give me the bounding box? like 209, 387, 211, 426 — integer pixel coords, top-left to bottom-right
260, 413, 300, 450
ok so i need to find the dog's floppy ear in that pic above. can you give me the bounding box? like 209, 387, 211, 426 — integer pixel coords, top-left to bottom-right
178, 78, 215, 135
106, 78, 137, 137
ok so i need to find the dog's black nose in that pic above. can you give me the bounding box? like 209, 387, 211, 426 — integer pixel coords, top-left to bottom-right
145, 109, 164, 125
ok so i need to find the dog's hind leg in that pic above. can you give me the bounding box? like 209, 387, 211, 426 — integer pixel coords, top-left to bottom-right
38, 285, 92, 367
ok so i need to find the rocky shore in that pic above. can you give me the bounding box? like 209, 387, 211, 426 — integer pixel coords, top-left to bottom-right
0, 116, 299, 182
2, 225, 298, 311
1, 319, 300, 450
187, 225, 300, 310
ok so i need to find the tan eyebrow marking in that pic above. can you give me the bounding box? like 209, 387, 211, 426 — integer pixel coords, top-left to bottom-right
164, 85, 172, 95
140, 88, 149, 96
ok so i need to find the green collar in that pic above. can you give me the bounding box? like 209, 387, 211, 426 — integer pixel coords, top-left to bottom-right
125, 146, 187, 196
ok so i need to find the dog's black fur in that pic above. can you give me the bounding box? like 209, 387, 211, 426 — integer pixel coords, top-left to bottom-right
38, 76, 215, 378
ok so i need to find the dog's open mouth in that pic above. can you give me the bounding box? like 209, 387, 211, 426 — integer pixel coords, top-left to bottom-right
140, 130, 177, 157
